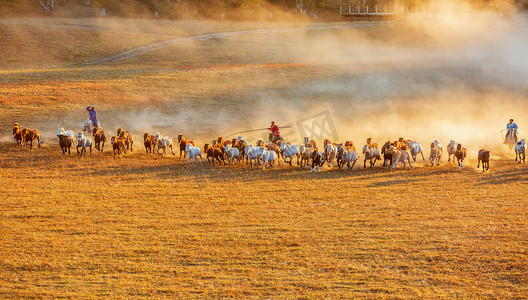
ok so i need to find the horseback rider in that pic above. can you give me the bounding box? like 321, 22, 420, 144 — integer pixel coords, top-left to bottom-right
504, 118, 518, 144
366, 137, 372, 148
268, 121, 282, 144
86, 106, 99, 130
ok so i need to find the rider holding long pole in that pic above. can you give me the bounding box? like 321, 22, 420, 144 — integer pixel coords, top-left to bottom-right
86, 106, 100, 130
503, 118, 518, 144
268, 121, 282, 144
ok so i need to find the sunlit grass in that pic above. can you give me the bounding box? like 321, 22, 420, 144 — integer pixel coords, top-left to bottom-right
1, 142, 527, 297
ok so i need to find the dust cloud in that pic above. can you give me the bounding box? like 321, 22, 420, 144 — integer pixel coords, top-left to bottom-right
5, 0, 528, 160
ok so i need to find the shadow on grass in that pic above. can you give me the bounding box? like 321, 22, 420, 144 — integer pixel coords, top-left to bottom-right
475, 167, 528, 186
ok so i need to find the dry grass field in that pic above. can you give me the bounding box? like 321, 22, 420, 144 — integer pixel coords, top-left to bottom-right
1, 15, 528, 298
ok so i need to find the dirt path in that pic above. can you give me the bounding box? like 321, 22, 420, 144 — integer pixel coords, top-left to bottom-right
86, 23, 382, 65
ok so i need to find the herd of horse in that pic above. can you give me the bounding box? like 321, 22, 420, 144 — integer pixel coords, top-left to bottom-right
11, 120, 528, 173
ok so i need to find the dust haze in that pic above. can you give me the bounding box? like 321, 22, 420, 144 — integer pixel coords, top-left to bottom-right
5, 0, 528, 159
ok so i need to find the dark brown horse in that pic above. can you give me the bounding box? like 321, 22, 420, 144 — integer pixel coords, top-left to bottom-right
93, 127, 107, 152
58, 135, 72, 155
204, 143, 225, 165
381, 140, 394, 168
477, 149, 490, 172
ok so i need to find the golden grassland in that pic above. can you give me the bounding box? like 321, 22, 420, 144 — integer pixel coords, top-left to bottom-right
1, 142, 527, 298
1, 17, 528, 297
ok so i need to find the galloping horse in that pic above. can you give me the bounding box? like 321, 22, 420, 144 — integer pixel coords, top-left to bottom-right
505, 128, 517, 152
83, 119, 94, 136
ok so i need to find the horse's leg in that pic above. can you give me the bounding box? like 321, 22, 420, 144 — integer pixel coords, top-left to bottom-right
363, 157, 367, 168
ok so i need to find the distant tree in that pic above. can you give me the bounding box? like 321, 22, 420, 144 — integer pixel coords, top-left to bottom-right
83, 0, 91, 6
296, 0, 314, 13
38, 0, 54, 13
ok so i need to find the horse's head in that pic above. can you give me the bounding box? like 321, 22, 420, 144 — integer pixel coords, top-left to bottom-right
362, 145, 368, 154
13, 124, 20, 135
77, 132, 84, 140
177, 133, 183, 143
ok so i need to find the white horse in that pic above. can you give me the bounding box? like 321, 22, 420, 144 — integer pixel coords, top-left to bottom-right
57, 128, 77, 145
280, 142, 300, 166
261, 150, 277, 170
339, 148, 359, 170
515, 139, 527, 163
83, 119, 94, 136
76, 132, 93, 157
362, 145, 380, 168
325, 143, 338, 168
299, 145, 314, 168
185, 143, 204, 164
386, 146, 413, 170
244, 144, 254, 164
224, 144, 240, 165
409, 141, 425, 162
505, 128, 517, 152
429, 142, 443, 166
247, 146, 265, 169
447, 140, 458, 162
154, 132, 175, 157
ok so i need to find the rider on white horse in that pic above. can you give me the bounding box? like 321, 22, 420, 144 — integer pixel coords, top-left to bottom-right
504, 118, 518, 144
86, 106, 99, 129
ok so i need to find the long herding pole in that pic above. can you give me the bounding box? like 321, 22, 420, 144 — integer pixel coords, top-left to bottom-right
226, 124, 293, 138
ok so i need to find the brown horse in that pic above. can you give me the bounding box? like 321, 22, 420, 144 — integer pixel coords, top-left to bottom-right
117, 128, 134, 151
304, 137, 318, 150
24, 129, 41, 149
93, 127, 107, 152
58, 135, 72, 155
454, 144, 467, 169
477, 149, 490, 172
111, 136, 127, 157
144, 133, 156, 154
13, 123, 24, 145
177, 134, 195, 160
204, 143, 225, 165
